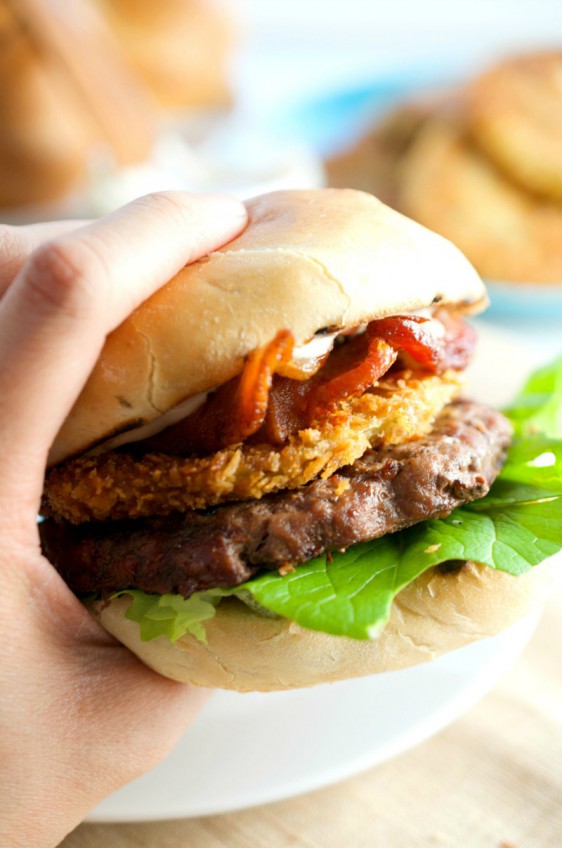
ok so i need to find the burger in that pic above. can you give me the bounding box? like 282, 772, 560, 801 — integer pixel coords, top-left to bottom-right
39, 189, 559, 691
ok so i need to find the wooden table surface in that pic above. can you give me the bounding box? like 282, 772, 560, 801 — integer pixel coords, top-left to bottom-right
61, 584, 562, 848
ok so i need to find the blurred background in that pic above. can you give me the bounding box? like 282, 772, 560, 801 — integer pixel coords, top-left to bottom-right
238, 1, 561, 130
2, 1, 560, 206
2, 0, 561, 338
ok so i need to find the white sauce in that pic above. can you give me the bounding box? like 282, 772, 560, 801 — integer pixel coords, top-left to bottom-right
89, 391, 208, 454
291, 331, 339, 361
411, 308, 446, 337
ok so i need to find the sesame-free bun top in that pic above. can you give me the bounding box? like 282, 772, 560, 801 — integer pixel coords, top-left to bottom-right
49, 189, 487, 465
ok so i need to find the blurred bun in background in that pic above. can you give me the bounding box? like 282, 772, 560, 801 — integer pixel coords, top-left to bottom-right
0, 0, 155, 212
0, 0, 321, 222
95, 0, 236, 112
398, 107, 562, 284
325, 97, 439, 209
467, 52, 562, 203
327, 51, 562, 284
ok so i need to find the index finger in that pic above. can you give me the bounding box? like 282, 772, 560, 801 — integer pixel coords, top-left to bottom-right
0, 191, 247, 494
0, 220, 89, 295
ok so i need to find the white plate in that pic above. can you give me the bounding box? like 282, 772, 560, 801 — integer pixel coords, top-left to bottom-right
88, 611, 541, 822
88, 323, 561, 823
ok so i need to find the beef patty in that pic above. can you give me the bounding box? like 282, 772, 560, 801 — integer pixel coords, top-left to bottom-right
39, 400, 511, 598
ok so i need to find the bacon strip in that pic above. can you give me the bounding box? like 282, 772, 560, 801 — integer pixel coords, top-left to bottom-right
142, 330, 294, 455
367, 313, 476, 373
435, 309, 477, 371
308, 335, 397, 415
139, 314, 473, 456
231, 329, 294, 440
367, 315, 443, 371
252, 335, 397, 444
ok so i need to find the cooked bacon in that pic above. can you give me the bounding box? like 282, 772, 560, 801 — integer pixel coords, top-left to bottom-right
435, 309, 477, 371
367, 315, 444, 371
308, 335, 397, 416
141, 330, 294, 455
367, 313, 476, 373
140, 377, 236, 454
252, 377, 310, 444
137, 313, 473, 456
240, 334, 397, 445
232, 329, 294, 440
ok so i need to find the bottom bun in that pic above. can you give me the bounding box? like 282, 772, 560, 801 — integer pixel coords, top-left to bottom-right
93, 562, 555, 692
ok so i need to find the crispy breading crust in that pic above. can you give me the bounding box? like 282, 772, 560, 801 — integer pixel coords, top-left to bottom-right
43, 370, 460, 523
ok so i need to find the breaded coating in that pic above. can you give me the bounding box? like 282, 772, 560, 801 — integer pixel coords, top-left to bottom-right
398, 115, 562, 283
467, 52, 562, 202
43, 371, 460, 523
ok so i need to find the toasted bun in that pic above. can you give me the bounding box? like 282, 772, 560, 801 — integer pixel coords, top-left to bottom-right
49, 189, 486, 464
93, 561, 554, 691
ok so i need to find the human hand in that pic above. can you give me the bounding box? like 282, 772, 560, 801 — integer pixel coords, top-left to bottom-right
0, 192, 247, 848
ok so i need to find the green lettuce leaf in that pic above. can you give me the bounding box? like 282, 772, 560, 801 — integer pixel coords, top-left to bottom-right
119, 590, 221, 642
497, 435, 562, 491
505, 354, 562, 438
121, 356, 562, 643
234, 485, 562, 638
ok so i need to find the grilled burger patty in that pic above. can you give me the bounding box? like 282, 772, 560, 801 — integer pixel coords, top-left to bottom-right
40, 400, 511, 598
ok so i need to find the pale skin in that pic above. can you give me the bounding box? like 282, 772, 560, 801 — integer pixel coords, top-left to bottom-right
0, 192, 248, 848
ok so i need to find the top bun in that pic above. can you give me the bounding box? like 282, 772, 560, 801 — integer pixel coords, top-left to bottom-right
49, 189, 487, 465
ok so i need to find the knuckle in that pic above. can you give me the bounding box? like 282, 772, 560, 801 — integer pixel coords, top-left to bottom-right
0, 225, 22, 273
0, 224, 19, 254
139, 190, 190, 217
23, 238, 107, 321
136, 191, 202, 259
135, 191, 197, 236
